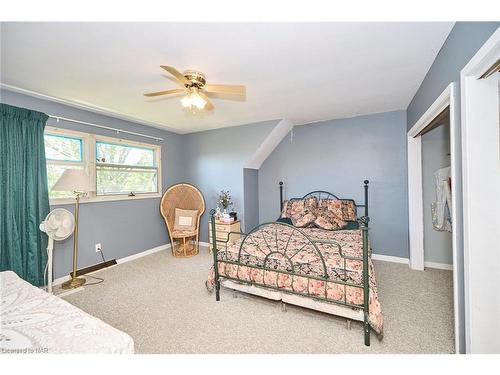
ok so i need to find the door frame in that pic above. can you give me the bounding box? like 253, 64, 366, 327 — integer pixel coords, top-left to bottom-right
460, 27, 500, 353
407, 82, 459, 353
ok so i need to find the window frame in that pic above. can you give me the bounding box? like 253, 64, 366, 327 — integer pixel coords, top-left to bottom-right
45, 126, 162, 206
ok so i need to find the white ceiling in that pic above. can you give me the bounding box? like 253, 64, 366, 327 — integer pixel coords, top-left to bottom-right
0, 22, 454, 134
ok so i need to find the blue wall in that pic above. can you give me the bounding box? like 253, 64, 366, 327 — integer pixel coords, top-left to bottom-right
183, 120, 278, 241
243, 168, 260, 230
407, 22, 499, 129
406, 21, 499, 353
259, 111, 408, 258
0, 89, 185, 278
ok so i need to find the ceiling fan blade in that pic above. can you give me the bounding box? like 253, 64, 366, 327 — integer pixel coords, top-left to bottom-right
144, 89, 184, 97
198, 91, 214, 111
204, 84, 246, 96
160, 65, 190, 86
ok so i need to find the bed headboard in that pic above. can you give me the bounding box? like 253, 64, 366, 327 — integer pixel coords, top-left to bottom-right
279, 180, 369, 217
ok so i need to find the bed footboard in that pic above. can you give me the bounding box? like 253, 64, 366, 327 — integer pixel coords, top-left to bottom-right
209, 210, 372, 346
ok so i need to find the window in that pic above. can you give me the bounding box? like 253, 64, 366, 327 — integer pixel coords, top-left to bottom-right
44, 134, 85, 199
96, 141, 158, 196
44, 127, 161, 204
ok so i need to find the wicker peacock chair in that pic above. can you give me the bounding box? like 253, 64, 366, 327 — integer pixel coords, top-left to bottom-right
160, 183, 206, 258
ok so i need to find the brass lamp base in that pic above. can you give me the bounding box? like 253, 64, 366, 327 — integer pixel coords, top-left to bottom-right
61, 277, 86, 289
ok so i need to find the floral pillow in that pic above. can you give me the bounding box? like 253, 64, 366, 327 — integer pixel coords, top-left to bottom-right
280, 200, 293, 218
322, 199, 343, 217
319, 198, 357, 220
314, 207, 346, 230
281, 197, 317, 218
291, 197, 317, 214
314, 199, 347, 230
341, 200, 357, 221
291, 209, 317, 228
282, 196, 356, 230
313, 212, 336, 230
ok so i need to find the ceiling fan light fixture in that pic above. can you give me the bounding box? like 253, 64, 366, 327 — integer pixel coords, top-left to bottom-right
181, 88, 206, 110
145, 65, 245, 112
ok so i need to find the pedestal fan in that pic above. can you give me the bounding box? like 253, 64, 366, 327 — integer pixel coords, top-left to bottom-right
39, 208, 75, 293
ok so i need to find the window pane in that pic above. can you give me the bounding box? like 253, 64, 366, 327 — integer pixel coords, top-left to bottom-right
96, 142, 154, 167
47, 164, 82, 199
44, 134, 83, 162
96, 166, 157, 195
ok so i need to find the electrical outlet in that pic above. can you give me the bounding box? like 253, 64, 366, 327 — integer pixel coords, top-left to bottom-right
95, 243, 102, 252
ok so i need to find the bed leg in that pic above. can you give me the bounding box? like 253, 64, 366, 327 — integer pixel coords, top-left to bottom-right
281, 302, 287, 312
210, 211, 221, 302
364, 314, 371, 346
232, 289, 237, 298
346, 319, 351, 330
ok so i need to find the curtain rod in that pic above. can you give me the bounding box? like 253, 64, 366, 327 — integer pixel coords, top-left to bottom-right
47, 115, 164, 142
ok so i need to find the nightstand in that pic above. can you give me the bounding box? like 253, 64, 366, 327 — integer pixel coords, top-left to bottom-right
208, 220, 241, 253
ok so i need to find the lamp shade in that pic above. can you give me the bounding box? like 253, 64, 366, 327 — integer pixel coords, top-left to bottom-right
52, 169, 94, 193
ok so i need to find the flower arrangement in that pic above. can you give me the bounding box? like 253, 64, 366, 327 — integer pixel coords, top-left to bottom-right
217, 190, 233, 211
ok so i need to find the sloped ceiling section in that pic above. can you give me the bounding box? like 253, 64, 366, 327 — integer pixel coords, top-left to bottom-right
245, 119, 294, 169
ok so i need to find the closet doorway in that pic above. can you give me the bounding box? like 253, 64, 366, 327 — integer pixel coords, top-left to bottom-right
407, 83, 459, 353
421, 110, 452, 270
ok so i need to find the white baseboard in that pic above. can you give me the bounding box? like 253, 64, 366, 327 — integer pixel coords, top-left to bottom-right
199, 241, 210, 247
424, 261, 453, 271
371, 253, 452, 270
372, 253, 409, 264
117, 244, 170, 264
52, 243, 171, 286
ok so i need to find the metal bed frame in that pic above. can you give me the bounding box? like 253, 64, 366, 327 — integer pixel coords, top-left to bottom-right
210, 180, 372, 346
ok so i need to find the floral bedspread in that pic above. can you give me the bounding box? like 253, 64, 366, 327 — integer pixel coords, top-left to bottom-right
206, 224, 383, 335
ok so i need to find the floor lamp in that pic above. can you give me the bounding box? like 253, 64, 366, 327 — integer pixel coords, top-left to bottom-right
52, 169, 93, 289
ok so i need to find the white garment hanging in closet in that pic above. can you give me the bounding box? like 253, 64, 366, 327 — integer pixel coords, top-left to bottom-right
431, 166, 452, 232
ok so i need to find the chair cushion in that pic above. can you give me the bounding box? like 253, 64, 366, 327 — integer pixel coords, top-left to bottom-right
171, 229, 198, 238
173, 208, 198, 231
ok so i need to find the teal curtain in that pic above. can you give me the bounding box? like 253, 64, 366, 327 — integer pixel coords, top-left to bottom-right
0, 103, 50, 286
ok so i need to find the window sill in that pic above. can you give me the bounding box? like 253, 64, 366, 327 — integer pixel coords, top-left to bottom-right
49, 193, 162, 206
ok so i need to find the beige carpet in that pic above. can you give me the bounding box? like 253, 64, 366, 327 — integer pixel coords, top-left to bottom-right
63, 247, 454, 353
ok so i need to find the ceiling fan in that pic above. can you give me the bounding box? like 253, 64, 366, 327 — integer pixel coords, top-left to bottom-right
144, 65, 246, 111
